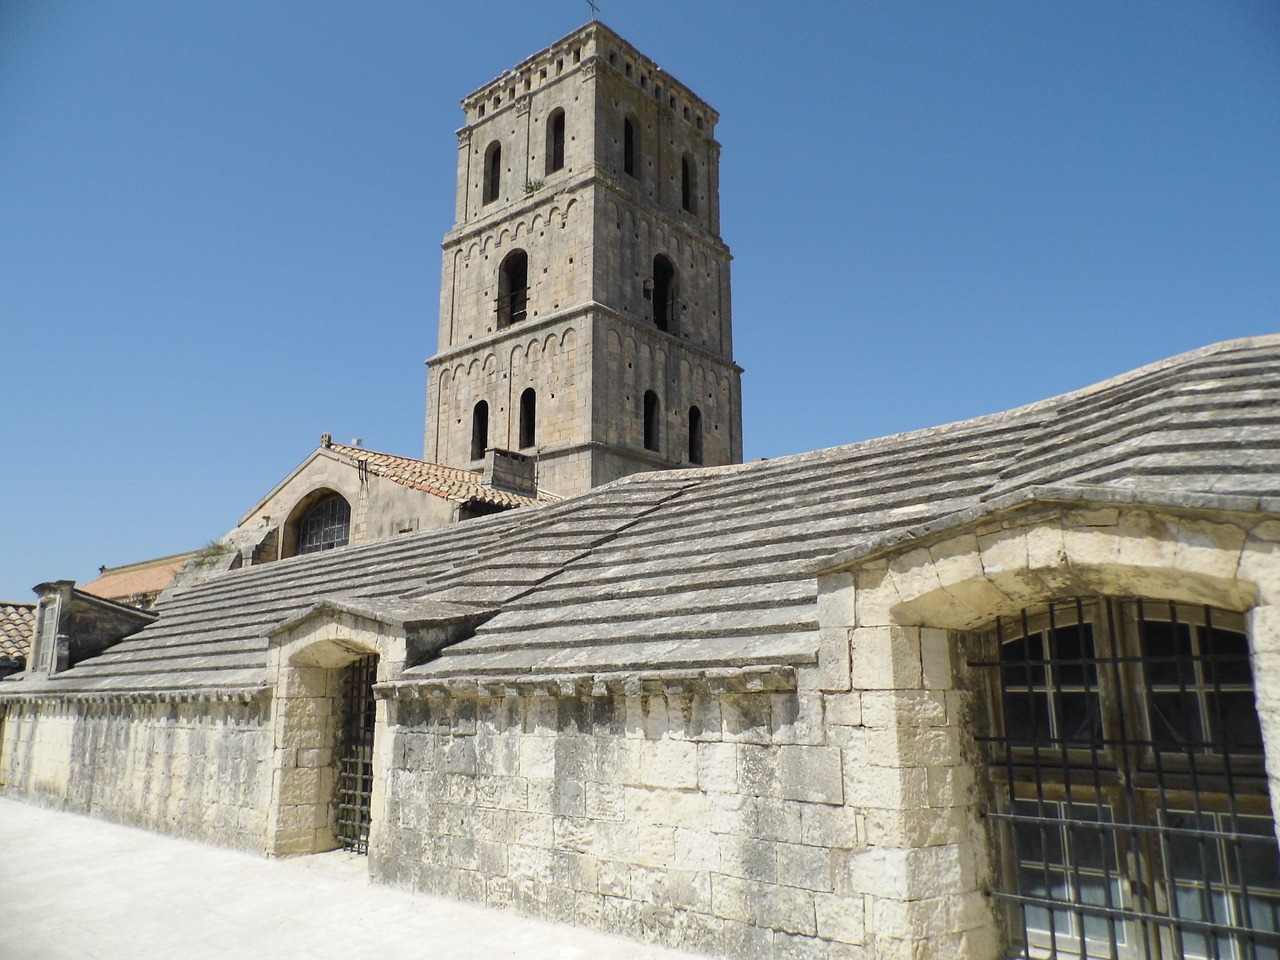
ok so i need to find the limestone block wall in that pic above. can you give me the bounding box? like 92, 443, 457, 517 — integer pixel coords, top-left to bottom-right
438, 191, 593, 351
242, 452, 459, 552
593, 191, 731, 359
372, 666, 953, 960
0, 695, 273, 852
426, 314, 591, 475
595, 315, 741, 468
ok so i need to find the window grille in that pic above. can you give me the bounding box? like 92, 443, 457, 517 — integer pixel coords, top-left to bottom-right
297, 494, 350, 555
970, 598, 1280, 959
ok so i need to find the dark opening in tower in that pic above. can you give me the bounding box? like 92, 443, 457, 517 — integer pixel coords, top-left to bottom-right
546, 108, 565, 174
471, 400, 489, 461
643, 390, 660, 452
652, 255, 676, 333
519, 388, 536, 449
497, 249, 528, 327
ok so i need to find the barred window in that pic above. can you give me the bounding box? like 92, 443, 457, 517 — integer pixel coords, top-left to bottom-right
971, 598, 1280, 959
297, 494, 350, 555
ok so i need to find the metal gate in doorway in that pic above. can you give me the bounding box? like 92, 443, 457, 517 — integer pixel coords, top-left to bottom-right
335, 655, 377, 854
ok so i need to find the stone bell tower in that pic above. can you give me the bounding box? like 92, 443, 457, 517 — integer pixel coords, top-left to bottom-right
423, 22, 742, 498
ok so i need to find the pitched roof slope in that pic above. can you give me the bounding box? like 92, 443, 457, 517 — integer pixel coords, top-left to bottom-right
325, 442, 552, 508
9, 336, 1279, 694
79, 554, 196, 604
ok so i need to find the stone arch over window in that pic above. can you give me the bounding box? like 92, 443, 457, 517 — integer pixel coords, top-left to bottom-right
623, 115, 638, 178
814, 500, 1280, 958
519, 387, 536, 449
545, 108, 565, 174
681, 153, 696, 213
688, 405, 703, 464
471, 400, 489, 461
496, 249, 528, 327
483, 140, 502, 204
652, 254, 676, 333
283, 490, 351, 558
643, 390, 660, 452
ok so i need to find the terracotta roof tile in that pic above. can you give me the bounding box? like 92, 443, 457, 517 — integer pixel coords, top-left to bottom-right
327, 443, 551, 508
0, 603, 33, 660
80, 556, 192, 604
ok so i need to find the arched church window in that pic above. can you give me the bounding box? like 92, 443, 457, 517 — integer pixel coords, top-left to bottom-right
483, 140, 502, 204
623, 116, 638, 178
643, 390, 660, 452
687, 405, 703, 464
519, 388, 536, 449
471, 400, 489, 461
973, 598, 1278, 958
652, 255, 676, 333
497, 249, 528, 327
681, 154, 696, 213
297, 493, 350, 555
546, 108, 565, 174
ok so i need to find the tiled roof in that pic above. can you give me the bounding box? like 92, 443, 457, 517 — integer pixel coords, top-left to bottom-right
79, 554, 195, 604
9, 336, 1279, 695
0, 603, 34, 661
325, 443, 550, 508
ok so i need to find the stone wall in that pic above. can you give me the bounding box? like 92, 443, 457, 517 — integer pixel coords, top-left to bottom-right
0, 695, 272, 853
371, 665, 966, 959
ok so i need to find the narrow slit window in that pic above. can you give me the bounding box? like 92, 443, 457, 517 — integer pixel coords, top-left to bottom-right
483, 140, 502, 204
681, 154, 696, 213
519, 388, 536, 449
546, 108, 566, 174
688, 406, 703, 464
652, 255, 676, 333
623, 117, 638, 177
643, 390, 659, 452
471, 400, 489, 461
496, 249, 528, 327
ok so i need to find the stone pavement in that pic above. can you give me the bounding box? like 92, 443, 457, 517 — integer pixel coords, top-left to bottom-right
0, 798, 703, 960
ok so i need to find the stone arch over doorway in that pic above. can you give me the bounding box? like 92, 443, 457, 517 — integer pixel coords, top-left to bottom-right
264, 606, 407, 858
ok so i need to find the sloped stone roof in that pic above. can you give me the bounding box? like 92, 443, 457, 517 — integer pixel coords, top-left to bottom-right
325, 442, 551, 508
0, 603, 33, 661
8, 336, 1279, 696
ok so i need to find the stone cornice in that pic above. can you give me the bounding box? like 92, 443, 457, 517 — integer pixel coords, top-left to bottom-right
0, 686, 270, 706
377, 664, 796, 701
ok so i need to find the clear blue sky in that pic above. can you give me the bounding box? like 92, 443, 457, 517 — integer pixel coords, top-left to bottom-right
2, 1, 1277, 600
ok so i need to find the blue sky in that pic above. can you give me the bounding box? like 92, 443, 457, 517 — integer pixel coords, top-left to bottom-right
2, 1, 1277, 600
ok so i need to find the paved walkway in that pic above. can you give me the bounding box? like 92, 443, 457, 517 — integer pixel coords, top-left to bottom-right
0, 798, 701, 960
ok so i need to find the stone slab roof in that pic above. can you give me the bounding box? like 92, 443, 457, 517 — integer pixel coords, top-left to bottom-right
325, 442, 551, 508
7, 336, 1278, 696
0, 603, 33, 661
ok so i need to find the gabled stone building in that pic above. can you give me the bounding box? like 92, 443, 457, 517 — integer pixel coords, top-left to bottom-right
2, 22, 1278, 960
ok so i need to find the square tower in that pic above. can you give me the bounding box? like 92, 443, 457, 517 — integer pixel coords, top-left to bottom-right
423, 22, 743, 498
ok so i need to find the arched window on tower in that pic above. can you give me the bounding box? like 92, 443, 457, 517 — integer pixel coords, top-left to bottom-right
295, 492, 350, 555
483, 140, 502, 204
687, 405, 703, 464
652, 255, 676, 333
643, 390, 660, 452
497, 249, 528, 327
623, 116, 638, 178
545, 108, 565, 174
681, 154, 696, 213
471, 400, 489, 461
519, 388, 536, 449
